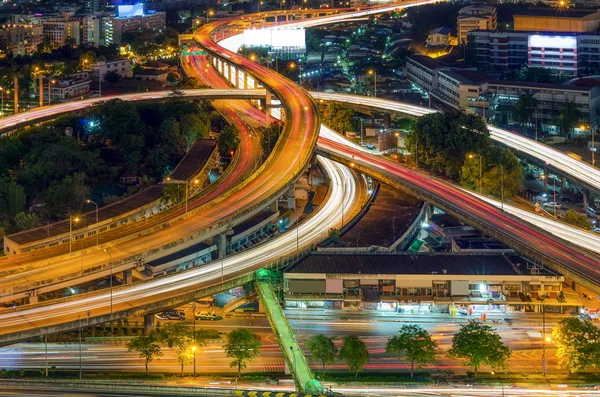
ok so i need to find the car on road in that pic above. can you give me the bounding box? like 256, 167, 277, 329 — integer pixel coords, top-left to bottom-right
155, 310, 186, 320
559, 196, 573, 204
592, 227, 600, 234
543, 202, 562, 209
587, 206, 598, 218
195, 311, 223, 321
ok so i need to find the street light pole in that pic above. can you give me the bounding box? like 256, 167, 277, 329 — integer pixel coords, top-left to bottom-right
85, 199, 99, 248
490, 164, 504, 211
468, 154, 483, 193
368, 69, 376, 97
69, 215, 80, 255
542, 298, 547, 376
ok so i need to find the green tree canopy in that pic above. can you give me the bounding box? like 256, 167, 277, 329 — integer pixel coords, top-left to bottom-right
223, 328, 262, 378
126, 331, 163, 375
513, 94, 538, 126
322, 103, 355, 134
407, 110, 489, 178
14, 212, 41, 231
552, 317, 600, 375
386, 325, 437, 379
563, 209, 590, 229
556, 101, 581, 140
339, 335, 369, 378
217, 125, 241, 157
448, 322, 511, 376
306, 334, 338, 375
159, 322, 201, 376
260, 123, 283, 157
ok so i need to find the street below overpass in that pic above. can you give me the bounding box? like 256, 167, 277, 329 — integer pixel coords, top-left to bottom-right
1, 312, 567, 376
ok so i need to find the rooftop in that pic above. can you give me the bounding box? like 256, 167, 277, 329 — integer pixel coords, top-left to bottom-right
145, 241, 214, 268
487, 79, 592, 91
287, 253, 559, 277
514, 8, 599, 19
169, 139, 218, 182
439, 69, 489, 85
407, 54, 446, 71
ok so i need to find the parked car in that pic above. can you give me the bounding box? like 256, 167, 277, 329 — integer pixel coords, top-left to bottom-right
587, 206, 598, 218
195, 311, 223, 321
543, 202, 562, 209
155, 310, 186, 320
559, 196, 573, 204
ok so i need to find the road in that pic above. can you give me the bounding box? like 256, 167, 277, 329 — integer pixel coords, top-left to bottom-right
0, 312, 568, 375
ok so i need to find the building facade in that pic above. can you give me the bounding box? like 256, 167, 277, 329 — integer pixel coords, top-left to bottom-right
107, 11, 166, 44
0, 24, 43, 55
91, 58, 132, 81
457, 5, 496, 44
513, 9, 600, 33
43, 18, 81, 47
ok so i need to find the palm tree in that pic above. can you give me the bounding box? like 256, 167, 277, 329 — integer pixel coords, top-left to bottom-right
513, 93, 538, 128
556, 101, 581, 141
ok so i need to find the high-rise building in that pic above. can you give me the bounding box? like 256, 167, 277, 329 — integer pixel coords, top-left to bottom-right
43, 15, 81, 47
103, 8, 166, 44
457, 5, 496, 44
0, 24, 44, 55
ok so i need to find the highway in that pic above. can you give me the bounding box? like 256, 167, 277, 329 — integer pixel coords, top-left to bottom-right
0, 312, 567, 374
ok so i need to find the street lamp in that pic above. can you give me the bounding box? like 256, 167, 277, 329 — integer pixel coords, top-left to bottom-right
104, 248, 113, 316
541, 297, 551, 376
85, 199, 99, 248
166, 177, 200, 213
368, 69, 377, 98
489, 163, 504, 211
581, 124, 596, 167
191, 345, 197, 377
206, 9, 214, 24
468, 153, 483, 193
0, 87, 8, 118
540, 175, 557, 218
48, 78, 56, 106
69, 215, 80, 255
526, 106, 539, 141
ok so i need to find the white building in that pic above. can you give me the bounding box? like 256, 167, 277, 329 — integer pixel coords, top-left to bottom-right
40, 77, 92, 101
457, 5, 496, 44
91, 58, 132, 81
0, 24, 43, 55
104, 11, 166, 44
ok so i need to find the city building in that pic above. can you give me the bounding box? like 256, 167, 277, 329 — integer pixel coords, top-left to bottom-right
39, 77, 92, 101
104, 6, 166, 44
43, 15, 81, 47
467, 30, 529, 71
134, 60, 171, 81
91, 58, 132, 81
283, 253, 577, 313
426, 27, 452, 47
513, 8, 600, 33
0, 24, 43, 56
434, 69, 489, 109
457, 5, 496, 44
81, 15, 102, 47
487, 80, 600, 133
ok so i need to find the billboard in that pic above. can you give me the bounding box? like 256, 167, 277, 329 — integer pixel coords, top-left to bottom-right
118, 4, 144, 18
243, 28, 305, 49
528, 35, 576, 49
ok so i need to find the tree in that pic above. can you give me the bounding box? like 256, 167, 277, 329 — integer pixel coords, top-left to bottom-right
339, 335, 369, 378
386, 325, 437, 379
217, 125, 240, 157
553, 317, 600, 375
327, 227, 340, 242
562, 209, 590, 229
126, 332, 163, 375
513, 94, 538, 127
480, 147, 523, 199
556, 101, 581, 140
448, 322, 511, 376
321, 103, 355, 134
223, 328, 262, 378
14, 212, 41, 231
260, 123, 282, 157
159, 322, 196, 376
306, 334, 338, 375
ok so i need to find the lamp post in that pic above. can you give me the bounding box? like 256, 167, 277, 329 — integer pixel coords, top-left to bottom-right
104, 248, 113, 315
69, 215, 80, 255
206, 9, 214, 24
48, 78, 56, 106
489, 164, 504, 211
165, 177, 200, 213
541, 297, 550, 376
468, 153, 483, 193
191, 345, 197, 377
526, 106, 539, 141
581, 123, 597, 167
0, 87, 8, 118
85, 199, 99, 248
368, 69, 377, 98
541, 175, 557, 218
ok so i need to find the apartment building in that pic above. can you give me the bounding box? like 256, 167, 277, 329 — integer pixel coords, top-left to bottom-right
457, 5, 496, 44
514, 8, 600, 33
434, 70, 489, 109
467, 30, 529, 71
39, 77, 92, 101
0, 24, 43, 55
91, 58, 132, 81
43, 18, 81, 47
108, 11, 166, 44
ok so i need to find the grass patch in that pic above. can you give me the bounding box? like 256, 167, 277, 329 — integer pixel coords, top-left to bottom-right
320, 372, 435, 385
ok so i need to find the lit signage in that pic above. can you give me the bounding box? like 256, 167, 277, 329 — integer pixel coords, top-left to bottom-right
528, 35, 576, 49
118, 4, 144, 18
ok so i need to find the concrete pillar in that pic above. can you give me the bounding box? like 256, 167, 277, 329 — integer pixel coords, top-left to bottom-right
265, 90, 272, 127
258, 299, 265, 313
29, 292, 38, 305
243, 72, 248, 89
543, 168, 549, 189
38, 75, 43, 107
219, 232, 227, 259
144, 313, 155, 334
13, 77, 18, 115
122, 269, 133, 284
561, 177, 567, 192
583, 189, 589, 208
269, 199, 279, 212
230, 65, 236, 86
287, 187, 295, 210
384, 113, 391, 129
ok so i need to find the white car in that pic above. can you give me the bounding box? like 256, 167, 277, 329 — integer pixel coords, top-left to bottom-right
543, 202, 562, 209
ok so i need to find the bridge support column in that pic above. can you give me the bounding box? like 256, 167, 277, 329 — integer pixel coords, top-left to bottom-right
384, 113, 391, 129
234, 67, 239, 88
218, 232, 227, 259
122, 269, 132, 284
230, 64, 236, 86
287, 187, 295, 210
265, 90, 272, 127
269, 199, 279, 213
13, 77, 18, 115
29, 292, 38, 305
38, 75, 43, 107
144, 313, 155, 334
243, 72, 248, 89
583, 189, 590, 208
